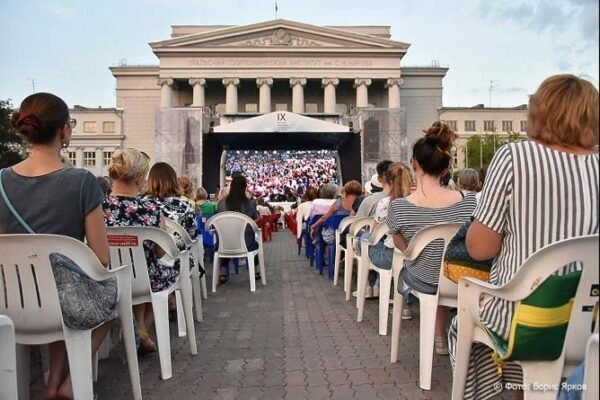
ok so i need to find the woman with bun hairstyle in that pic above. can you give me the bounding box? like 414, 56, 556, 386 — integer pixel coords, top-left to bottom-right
386, 121, 477, 352
448, 75, 598, 400
103, 149, 177, 353
0, 93, 116, 399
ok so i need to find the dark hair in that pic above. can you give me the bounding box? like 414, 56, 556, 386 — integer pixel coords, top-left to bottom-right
303, 187, 318, 202
376, 160, 393, 177
225, 175, 249, 212
412, 121, 457, 176
11, 93, 69, 144
147, 162, 181, 198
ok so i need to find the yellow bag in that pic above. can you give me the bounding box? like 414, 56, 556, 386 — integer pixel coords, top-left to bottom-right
444, 261, 490, 284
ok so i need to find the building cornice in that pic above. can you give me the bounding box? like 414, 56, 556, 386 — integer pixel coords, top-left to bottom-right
110, 66, 160, 77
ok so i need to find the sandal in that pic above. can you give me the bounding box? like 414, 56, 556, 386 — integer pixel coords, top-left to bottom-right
219, 274, 228, 284
137, 327, 157, 353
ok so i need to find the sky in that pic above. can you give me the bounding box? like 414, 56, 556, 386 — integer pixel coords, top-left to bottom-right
0, 0, 598, 109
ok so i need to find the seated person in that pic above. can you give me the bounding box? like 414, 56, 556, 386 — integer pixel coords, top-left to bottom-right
195, 186, 217, 216
308, 182, 338, 219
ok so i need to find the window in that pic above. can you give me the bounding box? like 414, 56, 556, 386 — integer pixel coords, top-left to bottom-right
275, 103, 288, 111
483, 120, 495, 131
451, 147, 458, 168
83, 121, 96, 133
244, 103, 258, 113
464, 120, 476, 132
103, 151, 112, 166
444, 120, 457, 131
520, 120, 528, 132
305, 103, 318, 113
83, 151, 95, 167
102, 121, 115, 133
502, 120, 513, 132
66, 151, 76, 165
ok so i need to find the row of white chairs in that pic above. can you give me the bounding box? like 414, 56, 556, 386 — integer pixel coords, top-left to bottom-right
329, 215, 599, 399
0, 217, 207, 399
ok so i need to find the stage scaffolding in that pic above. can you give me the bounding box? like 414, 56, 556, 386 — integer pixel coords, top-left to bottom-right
358, 107, 408, 183
155, 108, 204, 188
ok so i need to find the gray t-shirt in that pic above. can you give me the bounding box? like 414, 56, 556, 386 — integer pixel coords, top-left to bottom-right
0, 167, 103, 241
355, 191, 388, 218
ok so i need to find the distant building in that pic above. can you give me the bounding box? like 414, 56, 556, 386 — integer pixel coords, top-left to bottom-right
66, 106, 124, 176
438, 104, 528, 169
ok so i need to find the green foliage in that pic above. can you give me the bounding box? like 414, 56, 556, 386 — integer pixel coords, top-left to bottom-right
464, 131, 524, 168
0, 99, 25, 168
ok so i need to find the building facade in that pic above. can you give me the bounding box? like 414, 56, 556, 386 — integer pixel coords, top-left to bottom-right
66, 106, 125, 176
438, 104, 528, 169
105, 19, 448, 187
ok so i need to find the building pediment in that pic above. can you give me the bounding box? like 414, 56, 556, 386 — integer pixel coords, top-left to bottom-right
150, 19, 409, 53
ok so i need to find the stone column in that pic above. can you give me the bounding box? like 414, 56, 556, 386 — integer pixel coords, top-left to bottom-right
256, 78, 273, 113
95, 147, 103, 176
75, 147, 84, 168
189, 78, 206, 107
158, 78, 174, 107
385, 78, 404, 108
222, 78, 240, 114
322, 78, 339, 114
290, 78, 307, 114
354, 78, 372, 108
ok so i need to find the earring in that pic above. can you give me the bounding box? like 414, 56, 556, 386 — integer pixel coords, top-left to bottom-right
62, 142, 68, 148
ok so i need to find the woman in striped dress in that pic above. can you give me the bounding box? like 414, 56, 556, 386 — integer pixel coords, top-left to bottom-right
386, 121, 477, 350
448, 74, 599, 400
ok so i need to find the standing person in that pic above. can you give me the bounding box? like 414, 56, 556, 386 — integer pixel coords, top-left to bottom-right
215, 174, 260, 284
386, 121, 477, 343
103, 149, 172, 354
449, 74, 599, 400
0, 93, 116, 400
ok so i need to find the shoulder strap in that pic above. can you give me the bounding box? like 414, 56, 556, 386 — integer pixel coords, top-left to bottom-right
0, 168, 36, 233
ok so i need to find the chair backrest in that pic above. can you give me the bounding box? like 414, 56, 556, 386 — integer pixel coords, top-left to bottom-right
205, 212, 260, 256
106, 226, 182, 299
337, 216, 356, 233
323, 214, 350, 230
392, 223, 463, 299
494, 235, 599, 366
165, 218, 203, 264
0, 234, 111, 343
348, 217, 375, 236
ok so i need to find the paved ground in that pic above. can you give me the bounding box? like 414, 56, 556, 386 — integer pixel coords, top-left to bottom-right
30, 230, 510, 399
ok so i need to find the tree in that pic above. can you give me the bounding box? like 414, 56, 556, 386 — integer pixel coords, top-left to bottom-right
464, 130, 524, 168
0, 99, 25, 168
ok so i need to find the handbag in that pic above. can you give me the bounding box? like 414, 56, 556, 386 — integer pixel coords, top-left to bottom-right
443, 219, 493, 284
0, 168, 118, 330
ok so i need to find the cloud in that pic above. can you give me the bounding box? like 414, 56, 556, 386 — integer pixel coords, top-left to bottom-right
42, 2, 75, 18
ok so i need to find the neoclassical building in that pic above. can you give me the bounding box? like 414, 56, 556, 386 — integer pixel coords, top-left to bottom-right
71, 19, 449, 190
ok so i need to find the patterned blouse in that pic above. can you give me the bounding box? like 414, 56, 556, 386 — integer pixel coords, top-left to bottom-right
102, 195, 180, 292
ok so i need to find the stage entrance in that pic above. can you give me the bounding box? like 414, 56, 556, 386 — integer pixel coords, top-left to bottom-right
202, 111, 361, 193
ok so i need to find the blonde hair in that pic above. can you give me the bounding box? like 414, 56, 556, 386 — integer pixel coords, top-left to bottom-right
528, 74, 599, 149
384, 163, 411, 201
217, 187, 229, 201
108, 148, 150, 183
195, 187, 209, 201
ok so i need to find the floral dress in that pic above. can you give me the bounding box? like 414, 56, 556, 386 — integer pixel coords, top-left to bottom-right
103, 195, 180, 292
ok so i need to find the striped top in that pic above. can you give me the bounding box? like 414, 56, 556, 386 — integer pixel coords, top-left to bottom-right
477, 141, 599, 338
386, 192, 477, 285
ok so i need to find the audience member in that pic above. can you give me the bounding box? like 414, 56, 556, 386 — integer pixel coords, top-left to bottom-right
308, 183, 338, 219
195, 186, 217, 216
295, 187, 318, 240
215, 174, 260, 284
355, 160, 393, 218
177, 176, 195, 208
448, 74, 599, 400
457, 168, 480, 193
386, 121, 476, 346
0, 92, 115, 399
103, 148, 174, 354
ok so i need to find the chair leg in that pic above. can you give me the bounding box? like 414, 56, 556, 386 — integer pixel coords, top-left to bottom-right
15, 344, 30, 400
63, 328, 94, 399
234, 258, 240, 274
117, 292, 142, 400
212, 254, 221, 293
418, 295, 438, 390
258, 249, 266, 285
333, 245, 342, 286
328, 244, 336, 282
356, 258, 369, 322
378, 271, 392, 336
247, 255, 256, 292
179, 271, 198, 356
201, 274, 208, 300
390, 291, 405, 363
176, 290, 186, 338
520, 360, 564, 400
191, 270, 203, 322
151, 291, 173, 380
450, 310, 477, 400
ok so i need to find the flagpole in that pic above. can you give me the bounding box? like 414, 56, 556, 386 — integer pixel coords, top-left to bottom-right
275, 1, 278, 18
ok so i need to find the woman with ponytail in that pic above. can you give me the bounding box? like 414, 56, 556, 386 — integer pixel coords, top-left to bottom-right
385, 121, 477, 352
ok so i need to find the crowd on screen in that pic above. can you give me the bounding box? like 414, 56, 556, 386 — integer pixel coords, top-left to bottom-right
0, 73, 598, 400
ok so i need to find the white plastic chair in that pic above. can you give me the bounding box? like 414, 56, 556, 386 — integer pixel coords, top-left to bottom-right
343, 217, 375, 301
106, 226, 197, 380
0, 314, 17, 400
164, 218, 205, 323
333, 216, 355, 287
357, 222, 402, 335
583, 333, 598, 400
388, 222, 462, 390
206, 212, 266, 293
451, 234, 599, 400
0, 234, 142, 400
